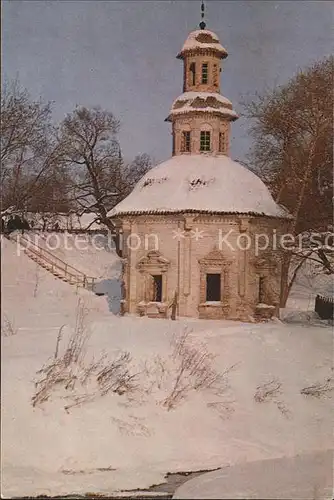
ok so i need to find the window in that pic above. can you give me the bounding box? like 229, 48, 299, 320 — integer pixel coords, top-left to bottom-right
181, 131, 191, 152
151, 275, 162, 302
200, 131, 211, 152
258, 277, 265, 303
219, 132, 226, 153
189, 62, 196, 86
201, 63, 208, 84
206, 274, 221, 301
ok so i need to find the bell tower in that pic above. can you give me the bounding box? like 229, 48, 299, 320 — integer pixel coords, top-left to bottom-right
166, 2, 238, 157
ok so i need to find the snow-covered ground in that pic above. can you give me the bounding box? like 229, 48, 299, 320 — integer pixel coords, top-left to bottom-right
173, 450, 333, 499
1, 235, 333, 497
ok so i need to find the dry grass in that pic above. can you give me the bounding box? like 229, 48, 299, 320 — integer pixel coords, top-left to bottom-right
254, 378, 282, 403
96, 352, 139, 396
1, 314, 17, 337
144, 328, 235, 411
254, 378, 291, 418
301, 378, 333, 398
32, 298, 139, 409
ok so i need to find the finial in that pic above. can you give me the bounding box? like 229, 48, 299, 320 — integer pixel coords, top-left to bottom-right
199, 0, 206, 30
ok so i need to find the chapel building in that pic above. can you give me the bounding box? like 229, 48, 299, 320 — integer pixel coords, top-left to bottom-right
109, 17, 291, 321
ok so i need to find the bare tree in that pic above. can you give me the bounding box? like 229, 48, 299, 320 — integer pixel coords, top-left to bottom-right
121, 153, 153, 197
1, 79, 65, 212
243, 57, 333, 305
58, 106, 123, 230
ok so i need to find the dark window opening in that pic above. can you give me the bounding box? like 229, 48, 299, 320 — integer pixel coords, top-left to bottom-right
200, 131, 211, 152
201, 63, 208, 84
181, 131, 191, 152
189, 62, 196, 86
152, 275, 162, 302
259, 277, 265, 303
219, 132, 226, 153
206, 274, 221, 301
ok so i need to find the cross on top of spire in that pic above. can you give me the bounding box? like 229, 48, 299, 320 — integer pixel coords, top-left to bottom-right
199, 0, 206, 30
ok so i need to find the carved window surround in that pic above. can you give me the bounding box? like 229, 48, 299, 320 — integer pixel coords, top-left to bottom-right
136, 251, 170, 306
198, 249, 232, 316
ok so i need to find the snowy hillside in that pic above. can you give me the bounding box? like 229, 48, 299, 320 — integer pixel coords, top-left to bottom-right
1, 236, 111, 332
24, 231, 121, 280
1, 235, 332, 497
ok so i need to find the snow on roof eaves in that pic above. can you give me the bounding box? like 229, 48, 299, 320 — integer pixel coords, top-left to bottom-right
166, 106, 238, 121
173, 92, 233, 107
111, 208, 291, 219
177, 29, 228, 59
166, 92, 239, 121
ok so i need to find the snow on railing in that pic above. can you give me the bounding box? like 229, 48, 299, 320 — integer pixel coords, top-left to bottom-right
12, 234, 96, 289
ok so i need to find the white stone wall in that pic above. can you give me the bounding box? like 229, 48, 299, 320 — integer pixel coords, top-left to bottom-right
119, 214, 288, 320
172, 114, 230, 156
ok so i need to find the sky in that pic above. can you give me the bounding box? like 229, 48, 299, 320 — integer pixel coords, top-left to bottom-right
2, 0, 333, 165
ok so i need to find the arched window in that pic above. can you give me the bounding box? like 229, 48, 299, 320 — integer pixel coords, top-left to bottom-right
189, 62, 196, 86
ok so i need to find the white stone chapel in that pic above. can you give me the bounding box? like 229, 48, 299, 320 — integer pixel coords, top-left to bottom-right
109, 13, 291, 321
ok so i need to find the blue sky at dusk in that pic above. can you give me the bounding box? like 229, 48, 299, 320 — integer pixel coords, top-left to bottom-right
3, 1, 332, 164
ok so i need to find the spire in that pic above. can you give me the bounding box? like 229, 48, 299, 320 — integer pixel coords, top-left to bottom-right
199, 0, 206, 30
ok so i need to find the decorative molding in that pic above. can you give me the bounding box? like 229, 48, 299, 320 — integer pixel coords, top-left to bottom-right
136, 250, 170, 273
199, 247, 231, 267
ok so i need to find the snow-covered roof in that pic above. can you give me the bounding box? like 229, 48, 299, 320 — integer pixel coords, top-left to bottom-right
177, 29, 228, 59
109, 155, 291, 219
166, 91, 238, 122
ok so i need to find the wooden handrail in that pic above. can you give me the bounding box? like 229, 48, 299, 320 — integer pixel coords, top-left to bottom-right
14, 234, 96, 287
18, 235, 87, 277
25, 244, 82, 282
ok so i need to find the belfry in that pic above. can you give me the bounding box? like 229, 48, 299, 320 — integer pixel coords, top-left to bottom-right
109, 5, 291, 320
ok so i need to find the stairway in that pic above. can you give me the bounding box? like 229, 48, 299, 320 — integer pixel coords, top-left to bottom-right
6, 233, 97, 291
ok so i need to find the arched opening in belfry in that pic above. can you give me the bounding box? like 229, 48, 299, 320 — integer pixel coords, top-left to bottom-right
189, 62, 196, 86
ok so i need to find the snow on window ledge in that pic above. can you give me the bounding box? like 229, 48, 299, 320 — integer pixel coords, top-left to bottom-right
199, 301, 222, 307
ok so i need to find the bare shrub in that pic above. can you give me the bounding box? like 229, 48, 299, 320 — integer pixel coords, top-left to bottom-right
54, 325, 66, 359
96, 352, 139, 396
254, 378, 291, 418
141, 355, 169, 395
1, 314, 17, 337
63, 298, 89, 366
207, 400, 235, 419
301, 378, 333, 398
254, 378, 282, 403
276, 399, 292, 418
161, 329, 233, 410
32, 299, 138, 409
